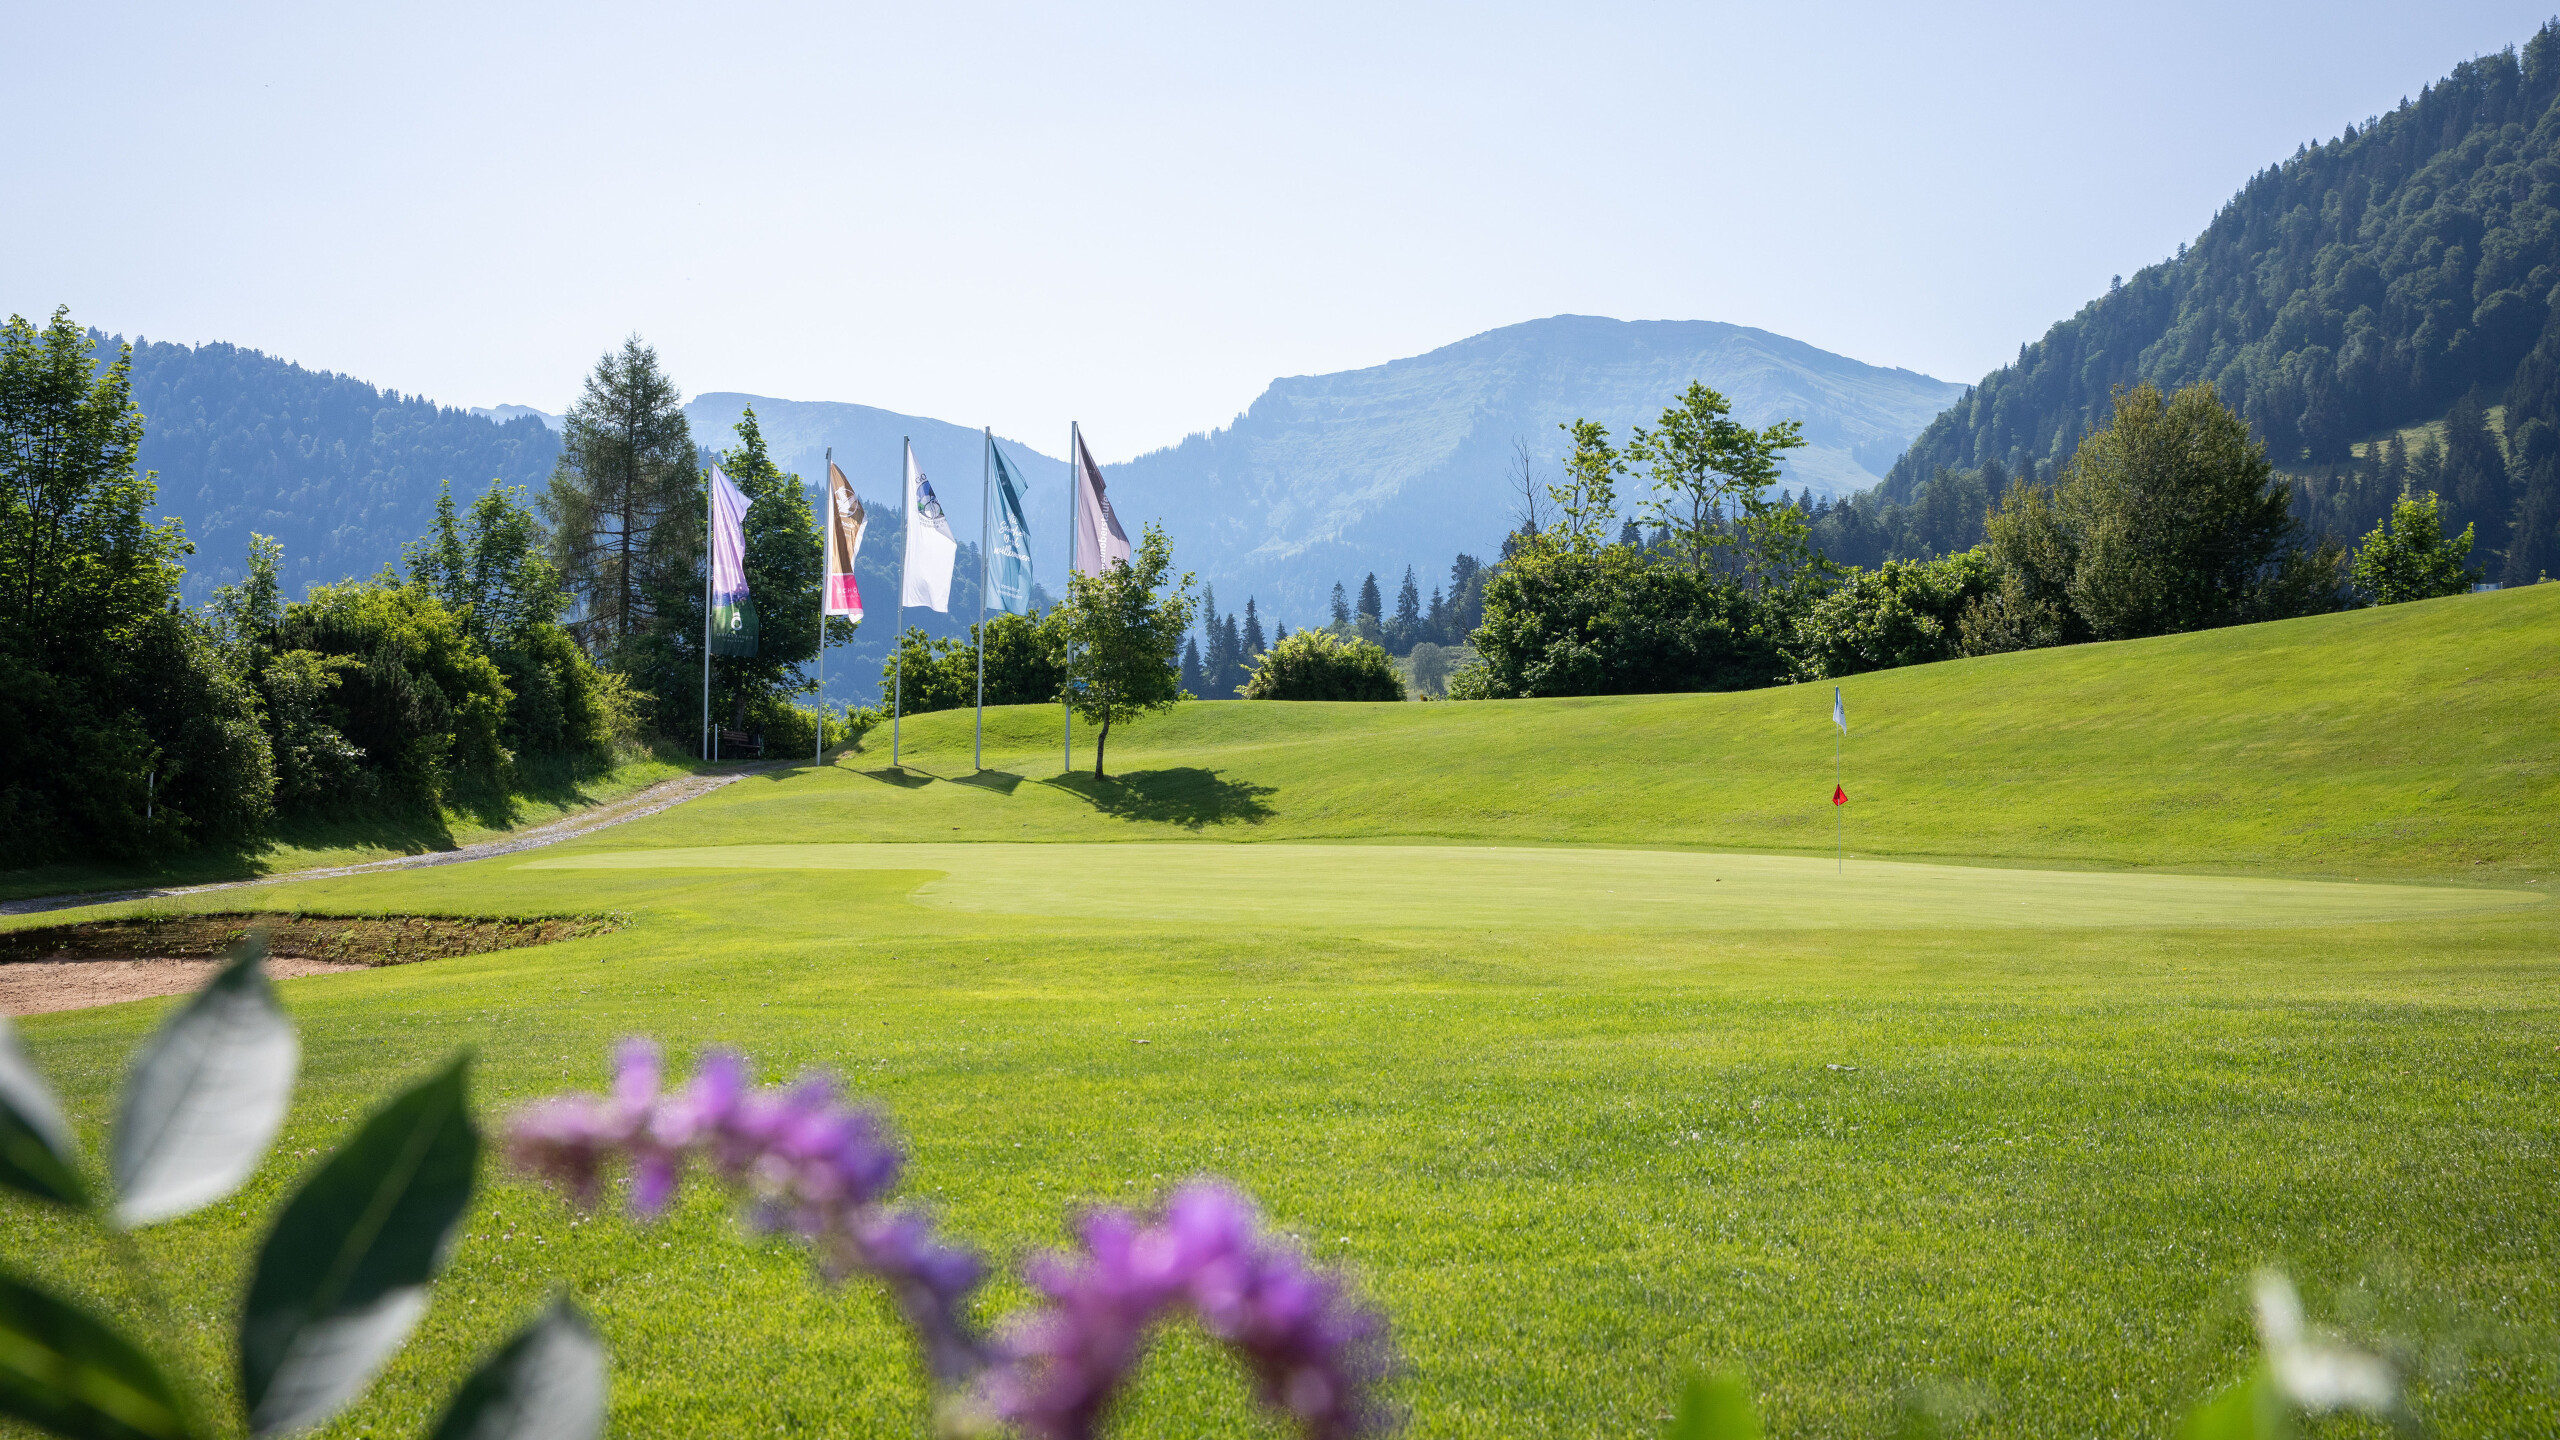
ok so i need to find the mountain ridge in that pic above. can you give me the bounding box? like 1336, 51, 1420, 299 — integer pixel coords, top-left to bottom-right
1100, 314, 1963, 618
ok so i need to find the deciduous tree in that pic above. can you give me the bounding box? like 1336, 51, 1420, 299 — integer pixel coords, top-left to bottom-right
1048, 523, 1193, 779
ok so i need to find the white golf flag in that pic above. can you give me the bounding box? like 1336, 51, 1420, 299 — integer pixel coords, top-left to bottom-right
901, 440, 957, 611
1833, 687, 1846, 734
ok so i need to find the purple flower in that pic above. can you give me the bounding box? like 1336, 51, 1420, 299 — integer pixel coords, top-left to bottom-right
505, 1040, 984, 1380
983, 1181, 1395, 1440
509, 1044, 1395, 1437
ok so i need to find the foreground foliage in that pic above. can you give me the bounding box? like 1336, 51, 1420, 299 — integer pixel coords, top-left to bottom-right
0, 939, 603, 1440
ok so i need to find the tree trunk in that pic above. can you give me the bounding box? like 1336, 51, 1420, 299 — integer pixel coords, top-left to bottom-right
1093, 712, 1110, 780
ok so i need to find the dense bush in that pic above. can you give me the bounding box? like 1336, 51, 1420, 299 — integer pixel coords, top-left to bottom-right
1461, 543, 1784, 699
881, 613, 1067, 717
274, 578, 514, 807
1239, 629, 1405, 701
1791, 552, 1995, 679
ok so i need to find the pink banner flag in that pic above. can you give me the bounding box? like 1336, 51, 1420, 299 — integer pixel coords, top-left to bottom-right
823, 459, 866, 620
1072, 429, 1132, 576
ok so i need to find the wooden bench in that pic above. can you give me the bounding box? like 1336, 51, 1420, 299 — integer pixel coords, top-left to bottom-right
717, 727, 764, 759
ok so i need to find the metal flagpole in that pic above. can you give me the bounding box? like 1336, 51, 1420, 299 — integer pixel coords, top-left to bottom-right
817, 446, 831, 770
976, 428, 990, 772
893, 437, 908, 768
1835, 685, 1843, 874
1063, 422, 1077, 776
701, 467, 714, 762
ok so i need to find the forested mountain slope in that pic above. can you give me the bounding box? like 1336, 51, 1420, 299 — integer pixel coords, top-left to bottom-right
95, 334, 562, 602
1882, 23, 2560, 581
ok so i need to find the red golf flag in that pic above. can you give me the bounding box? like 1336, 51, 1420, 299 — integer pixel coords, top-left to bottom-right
1832, 785, 1847, 806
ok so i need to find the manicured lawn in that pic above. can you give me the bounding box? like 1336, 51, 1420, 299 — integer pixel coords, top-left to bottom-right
4, 588, 2556, 1437
659, 583, 2560, 882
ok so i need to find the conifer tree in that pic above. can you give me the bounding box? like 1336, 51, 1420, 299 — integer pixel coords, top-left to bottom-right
542, 336, 695, 659
1392, 567, 1421, 650
1329, 582, 1352, 633
1242, 597, 1266, 656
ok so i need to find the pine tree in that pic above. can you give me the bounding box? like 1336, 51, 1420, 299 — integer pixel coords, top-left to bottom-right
1242, 597, 1266, 656
1180, 633, 1204, 695
1329, 582, 1351, 632
542, 336, 695, 659
1221, 613, 1245, 694
2442, 395, 2514, 559
1392, 566, 1421, 650
1357, 573, 1382, 624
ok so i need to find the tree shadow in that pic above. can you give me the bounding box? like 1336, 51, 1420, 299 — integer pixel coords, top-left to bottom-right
955, 770, 1025, 795
858, 766, 938, 789
1042, 768, 1276, 829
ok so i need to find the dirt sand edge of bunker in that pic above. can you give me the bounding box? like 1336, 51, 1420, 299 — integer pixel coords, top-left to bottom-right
0, 911, 624, 968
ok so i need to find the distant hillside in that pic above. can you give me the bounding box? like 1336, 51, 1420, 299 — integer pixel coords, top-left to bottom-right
101, 334, 560, 602
1105, 315, 1963, 619
1885, 22, 2560, 577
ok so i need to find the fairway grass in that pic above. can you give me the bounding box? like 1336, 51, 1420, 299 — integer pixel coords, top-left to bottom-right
525, 842, 2545, 930
623, 583, 2559, 882
5, 589, 2557, 1438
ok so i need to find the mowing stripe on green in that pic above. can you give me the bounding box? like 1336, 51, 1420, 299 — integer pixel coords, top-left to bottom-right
519, 843, 2541, 930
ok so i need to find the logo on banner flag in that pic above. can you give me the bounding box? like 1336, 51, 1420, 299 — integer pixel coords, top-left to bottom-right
708, 464, 758, 656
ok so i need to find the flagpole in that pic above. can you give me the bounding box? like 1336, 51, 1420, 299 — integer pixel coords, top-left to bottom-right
1835, 685, 1843, 875
817, 446, 830, 770
701, 465, 713, 762
893, 437, 908, 769
976, 428, 990, 772
1063, 422, 1077, 777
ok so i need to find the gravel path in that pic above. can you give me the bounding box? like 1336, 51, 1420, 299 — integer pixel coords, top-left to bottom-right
0, 766, 767, 918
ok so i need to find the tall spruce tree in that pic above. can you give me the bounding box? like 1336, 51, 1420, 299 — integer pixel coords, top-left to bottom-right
1391, 567, 1421, 651
1242, 597, 1266, 657
543, 336, 695, 659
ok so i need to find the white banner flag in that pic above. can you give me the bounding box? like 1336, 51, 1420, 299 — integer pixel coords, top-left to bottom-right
901, 440, 957, 611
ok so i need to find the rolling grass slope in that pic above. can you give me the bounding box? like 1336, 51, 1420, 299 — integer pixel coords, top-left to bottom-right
4, 591, 2556, 1438
650, 583, 2560, 879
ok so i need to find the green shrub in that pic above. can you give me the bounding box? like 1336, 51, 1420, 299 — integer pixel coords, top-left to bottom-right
1464, 543, 1784, 699
1240, 628, 1405, 701
1792, 551, 1996, 679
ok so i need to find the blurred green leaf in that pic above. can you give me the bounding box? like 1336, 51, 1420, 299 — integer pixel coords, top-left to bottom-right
1666, 1370, 1760, 1440
427, 1298, 607, 1440
237, 1053, 479, 1437
0, 1015, 87, 1210
112, 937, 297, 1227
2178, 1370, 2289, 1440
0, 1268, 196, 1440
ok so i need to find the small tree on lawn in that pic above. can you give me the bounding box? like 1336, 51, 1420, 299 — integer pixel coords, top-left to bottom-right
1048, 521, 1193, 779
2350, 489, 2479, 605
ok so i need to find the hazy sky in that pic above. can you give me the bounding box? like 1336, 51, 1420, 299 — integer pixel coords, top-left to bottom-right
6, 1, 2550, 459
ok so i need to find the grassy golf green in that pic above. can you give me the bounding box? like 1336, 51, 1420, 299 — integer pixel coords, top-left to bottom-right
645, 582, 2560, 881
4, 584, 2557, 1439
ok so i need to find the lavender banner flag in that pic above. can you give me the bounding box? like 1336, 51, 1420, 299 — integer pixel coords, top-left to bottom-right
709, 464, 758, 656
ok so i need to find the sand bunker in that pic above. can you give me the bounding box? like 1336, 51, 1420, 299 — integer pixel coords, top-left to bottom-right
3, 956, 371, 1016
0, 911, 618, 1016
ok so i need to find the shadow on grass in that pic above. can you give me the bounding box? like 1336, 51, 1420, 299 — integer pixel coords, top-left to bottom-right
858, 767, 938, 789
954, 770, 1025, 796
1042, 768, 1276, 829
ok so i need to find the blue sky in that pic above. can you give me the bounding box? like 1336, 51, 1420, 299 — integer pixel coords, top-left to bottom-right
5, 1, 2550, 458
